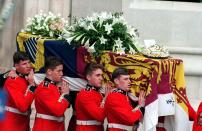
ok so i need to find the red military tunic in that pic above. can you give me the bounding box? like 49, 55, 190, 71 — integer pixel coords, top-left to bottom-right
105, 88, 143, 131
75, 84, 105, 131
193, 102, 202, 131
0, 75, 35, 131
32, 77, 70, 131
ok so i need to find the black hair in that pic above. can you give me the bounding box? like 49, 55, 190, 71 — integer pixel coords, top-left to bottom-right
84, 63, 104, 76
44, 56, 63, 72
13, 51, 30, 64
112, 67, 129, 82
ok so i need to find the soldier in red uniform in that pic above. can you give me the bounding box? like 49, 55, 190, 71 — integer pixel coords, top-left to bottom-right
193, 102, 202, 131
0, 51, 37, 131
32, 56, 71, 131
105, 67, 145, 131
75, 63, 107, 131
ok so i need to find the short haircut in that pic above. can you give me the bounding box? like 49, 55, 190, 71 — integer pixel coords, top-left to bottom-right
45, 56, 63, 72
13, 51, 30, 64
84, 63, 104, 76
112, 67, 129, 81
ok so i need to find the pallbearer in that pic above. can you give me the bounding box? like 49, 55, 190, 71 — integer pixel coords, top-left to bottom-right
105, 67, 145, 131
0, 51, 37, 131
32, 56, 71, 131
75, 63, 109, 131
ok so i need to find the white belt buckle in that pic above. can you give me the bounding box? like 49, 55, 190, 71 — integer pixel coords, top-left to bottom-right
76, 120, 101, 125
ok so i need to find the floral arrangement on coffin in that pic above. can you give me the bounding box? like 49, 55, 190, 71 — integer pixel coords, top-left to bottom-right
64, 12, 144, 56
22, 11, 68, 38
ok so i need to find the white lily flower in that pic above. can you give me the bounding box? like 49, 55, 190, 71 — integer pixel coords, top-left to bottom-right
98, 19, 104, 27
114, 38, 123, 48
96, 12, 110, 26
86, 22, 97, 31
62, 29, 71, 35
104, 23, 113, 35
99, 12, 111, 20
87, 42, 96, 53
49, 31, 53, 37
75, 34, 84, 41
64, 35, 75, 44
57, 35, 63, 40
45, 25, 49, 31
86, 16, 95, 22
34, 26, 39, 30
99, 35, 107, 45
92, 12, 99, 18
83, 39, 90, 48
112, 18, 119, 25
127, 25, 136, 37
81, 37, 86, 45
79, 21, 87, 28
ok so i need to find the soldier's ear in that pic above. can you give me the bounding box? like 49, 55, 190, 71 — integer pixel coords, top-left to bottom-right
47, 69, 52, 76
14, 63, 19, 70
114, 78, 119, 85
86, 74, 91, 81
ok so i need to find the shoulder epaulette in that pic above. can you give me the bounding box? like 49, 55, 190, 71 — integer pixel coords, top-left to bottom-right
43, 81, 50, 87
112, 88, 127, 95
43, 77, 56, 88
16, 72, 26, 79
85, 84, 99, 91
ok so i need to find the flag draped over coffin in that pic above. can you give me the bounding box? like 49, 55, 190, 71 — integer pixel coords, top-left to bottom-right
89, 52, 192, 131
16, 32, 192, 131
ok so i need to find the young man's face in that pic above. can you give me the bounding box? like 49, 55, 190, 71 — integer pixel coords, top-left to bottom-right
15, 60, 32, 75
48, 65, 63, 82
115, 75, 131, 91
87, 68, 103, 88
